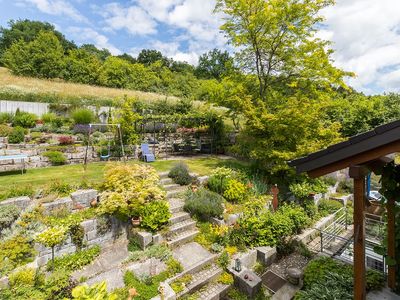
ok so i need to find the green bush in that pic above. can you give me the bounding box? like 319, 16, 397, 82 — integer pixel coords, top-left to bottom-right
0, 235, 36, 276
8, 268, 36, 288
8, 126, 25, 143
13, 111, 37, 128
0, 204, 20, 231
41, 112, 57, 124
0, 124, 13, 136
366, 269, 385, 291
223, 179, 248, 203
278, 204, 311, 234
50, 246, 101, 272
140, 200, 171, 232
168, 162, 192, 185
318, 199, 343, 216
43, 151, 66, 165
72, 108, 95, 125
0, 112, 14, 124
184, 188, 224, 220
0, 184, 35, 201
207, 167, 235, 194
44, 270, 77, 299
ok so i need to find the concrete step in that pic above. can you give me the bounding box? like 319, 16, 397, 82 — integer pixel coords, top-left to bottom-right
177, 264, 223, 298
169, 211, 191, 225
195, 282, 231, 300
168, 198, 185, 214
160, 177, 173, 185
158, 171, 169, 179
167, 229, 199, 248
166, 186, 188, 199
163, 183, 181, 191
166, 219, 196, 236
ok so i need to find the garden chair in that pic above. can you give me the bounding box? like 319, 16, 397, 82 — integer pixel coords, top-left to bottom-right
141, 143, 156, 162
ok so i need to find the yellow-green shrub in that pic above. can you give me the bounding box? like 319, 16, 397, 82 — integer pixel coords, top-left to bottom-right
223, 179, 248, 203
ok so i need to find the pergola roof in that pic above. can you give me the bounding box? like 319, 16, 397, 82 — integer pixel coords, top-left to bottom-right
289, 120, 400, 177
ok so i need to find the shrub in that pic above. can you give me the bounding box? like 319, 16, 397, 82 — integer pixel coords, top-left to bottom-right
47, 180, 73, 195
43, 151, 66, 165
0, 235, 36, 276
0, 124, 12, 136
41, 112, 57, 124
8, 268, 36, 287
140, 200, 171, 232
366, 269, 385, 291
223, 179, 248, 203
184, 188, 224, 220
100, 164, 165, 219
278, 204, 311, 234
168, 162, 192, 185
50, 246, 101, 272
0, 204, 20, 231
207, 167, 235, 194
58, 135, 74, 145
72, 109, 95, 125
36, 226, 68, 269
0, 184, 35, 201
218, 271, 234, 285
318, 199, 343, 216
44, 270, 78, 299
70, 224, 85, 250
8, 126, 25, 143
71, 281, 117, 300
0, 112, 14, 124
13, 111, 38, 128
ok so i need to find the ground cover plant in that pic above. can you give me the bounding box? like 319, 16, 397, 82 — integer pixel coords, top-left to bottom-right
295, 256, 385, 300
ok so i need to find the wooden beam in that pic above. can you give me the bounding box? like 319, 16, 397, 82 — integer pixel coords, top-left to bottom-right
306, 141, 400, 178
387, 197, 396, 289
350, 165, 367, 300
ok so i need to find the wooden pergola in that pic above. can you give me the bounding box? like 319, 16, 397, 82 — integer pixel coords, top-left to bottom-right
289, 120, 399, 299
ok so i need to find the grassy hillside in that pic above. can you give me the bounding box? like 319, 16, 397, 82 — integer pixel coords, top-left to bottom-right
0, 67, 182, 106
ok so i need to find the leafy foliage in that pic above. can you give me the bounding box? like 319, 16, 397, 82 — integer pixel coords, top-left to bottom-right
71, 281, 117, 300
168, 162, 193, 185
36, 226, 68, 249
318, 199, 343, 216
50, 245, 101, 272
223, 179, 248, 203
0, 124, 14, 136
184, 188, 224, 220
71, 108, 95, 125
13, 111, 37, 128
43, 151, 67, 165
0, 204, 20, 231
8, 126, 25, 143
0, 235, 36, 276
140, 200, 171, 232
100, 164, 165, 219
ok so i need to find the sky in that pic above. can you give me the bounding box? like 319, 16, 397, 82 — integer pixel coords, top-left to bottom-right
0, 0, 399, 95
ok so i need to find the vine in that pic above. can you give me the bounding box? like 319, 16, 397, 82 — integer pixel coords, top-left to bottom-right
377, 162, 400, 293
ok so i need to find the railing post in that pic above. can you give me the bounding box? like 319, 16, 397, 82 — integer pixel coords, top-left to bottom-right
320, 231, 323, 253
345, 207, 348, 230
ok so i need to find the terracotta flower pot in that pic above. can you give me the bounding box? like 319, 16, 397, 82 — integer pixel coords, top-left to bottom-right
131, 217, 141, 227
90, 199, 98, 207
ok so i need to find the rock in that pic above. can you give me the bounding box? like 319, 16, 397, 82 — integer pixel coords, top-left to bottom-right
287, 267, 303, 285
210, 217, 225, 226
136, 231, 153, 250
0, 276, 9, 289
42, 197, 72, 215
81, 219, 96, 232
0, 196, 31, 210
152, 233, 164, 245
226, 213, 241, 226
256, 246, 277, 267
233, 269, 262, 298
233, 249, 257, 269
70, 189, 98, 208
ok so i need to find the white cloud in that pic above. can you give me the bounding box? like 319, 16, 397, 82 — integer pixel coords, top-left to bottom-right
67, 27, 122, 55
320, 0, 400, 94
20, 0, 88, 22
102, 2, 157, 36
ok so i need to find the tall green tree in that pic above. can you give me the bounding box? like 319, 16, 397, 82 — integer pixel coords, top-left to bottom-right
0, 19, 75, 58
2, 31, 65, 78
214, 0, 351, 174
80, 44, 111, 61
64, 48, 102, 84
137, 49, 168, 66
215, 0, 350, 101
195, 48, 234, 80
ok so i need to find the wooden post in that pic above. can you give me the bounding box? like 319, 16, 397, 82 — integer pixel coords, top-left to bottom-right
387, 197, 396, 289
349, 165, 368, 300
271, 184, 279, 211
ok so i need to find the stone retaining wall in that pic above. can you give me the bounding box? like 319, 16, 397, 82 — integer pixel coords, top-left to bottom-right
0, 144, 99, 172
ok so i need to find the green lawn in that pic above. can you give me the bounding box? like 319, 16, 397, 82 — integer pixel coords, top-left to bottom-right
0, 156, 248, 200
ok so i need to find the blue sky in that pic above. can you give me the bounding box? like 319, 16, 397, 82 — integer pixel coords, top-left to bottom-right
1, 0, 400, 95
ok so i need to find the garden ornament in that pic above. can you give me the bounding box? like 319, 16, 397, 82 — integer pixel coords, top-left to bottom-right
235, 258, 242, 272
128, 287, 138, 300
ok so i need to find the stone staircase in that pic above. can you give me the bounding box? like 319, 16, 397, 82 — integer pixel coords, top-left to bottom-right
159, 172, 199, 249
158, 172, 230, 300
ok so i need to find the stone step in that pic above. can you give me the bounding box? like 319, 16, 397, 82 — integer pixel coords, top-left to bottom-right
177, 264, 223, 298
195, 282, 231, 300
158, 171, 169, 179
166, 219, 196, 236
163, 183, 181, 191
160, 177, 173, 185
169, 211, 191, 225
167, 229, 199, 248
166, 186, 188, 199
168, 198, 185, 214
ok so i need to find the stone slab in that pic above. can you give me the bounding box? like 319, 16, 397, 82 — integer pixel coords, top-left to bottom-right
256, 246, 277, 267
70, 189, 98, 208
0, 196, 30, 210
137, 231, 153, 250
42, 197, 72, 215
172, 242, 213, 270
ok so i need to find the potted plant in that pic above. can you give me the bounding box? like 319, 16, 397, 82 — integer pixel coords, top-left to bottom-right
131, 216, 141, 227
